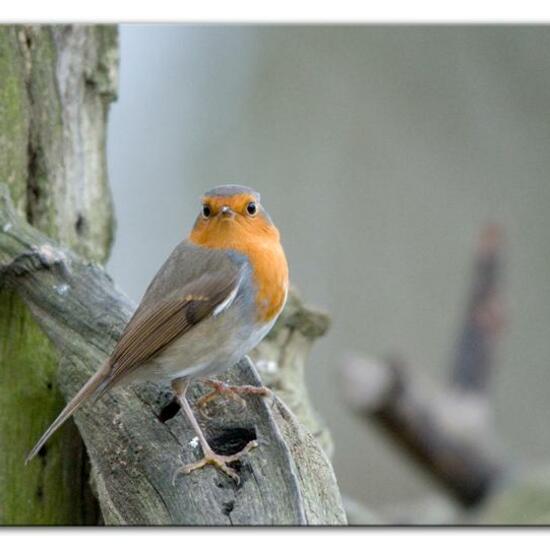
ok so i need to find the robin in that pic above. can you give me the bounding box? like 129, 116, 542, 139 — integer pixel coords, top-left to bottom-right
26, 185, 289, 482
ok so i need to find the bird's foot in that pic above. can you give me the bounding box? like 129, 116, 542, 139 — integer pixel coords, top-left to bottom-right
196, 379, 272, 417
173, 439, 258, 484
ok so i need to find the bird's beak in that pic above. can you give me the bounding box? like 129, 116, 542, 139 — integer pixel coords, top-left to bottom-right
220, 205, 235, 219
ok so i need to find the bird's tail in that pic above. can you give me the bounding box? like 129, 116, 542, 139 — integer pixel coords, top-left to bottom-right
25, 362, 112, 464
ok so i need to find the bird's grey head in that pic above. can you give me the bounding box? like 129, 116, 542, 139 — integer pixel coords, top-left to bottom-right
203, 185, 261, 202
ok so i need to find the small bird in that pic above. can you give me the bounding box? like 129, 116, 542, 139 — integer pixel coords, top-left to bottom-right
26, 185, 289, 481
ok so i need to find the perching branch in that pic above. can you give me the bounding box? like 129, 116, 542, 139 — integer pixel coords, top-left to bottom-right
342, 226, 507, 508
0, 184, 346, 525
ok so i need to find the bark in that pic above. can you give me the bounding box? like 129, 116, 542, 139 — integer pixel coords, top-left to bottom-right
0, 184, 346, 525
0, 24, 116, 525
250, 288, 334, 458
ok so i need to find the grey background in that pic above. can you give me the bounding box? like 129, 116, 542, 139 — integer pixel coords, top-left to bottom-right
107, 25, 550, 515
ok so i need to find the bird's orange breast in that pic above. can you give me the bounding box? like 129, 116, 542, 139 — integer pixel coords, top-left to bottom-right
242, 238, 289, 323
189, 217, 289, 324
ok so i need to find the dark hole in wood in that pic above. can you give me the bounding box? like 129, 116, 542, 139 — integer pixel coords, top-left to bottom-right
75, 214, 85, 235
37, 444, 47, 460
158, 397, 180, 423
208, 426, 256, 456
84, 77, 99, 91
222, 500, 234, 516
35, 485, 44, 501
26, 143, 40, 225
46, 382, 52, 390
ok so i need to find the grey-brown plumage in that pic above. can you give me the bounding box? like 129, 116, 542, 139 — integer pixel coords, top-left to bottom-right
203, 184, 259, 200
26, 242, 256, 462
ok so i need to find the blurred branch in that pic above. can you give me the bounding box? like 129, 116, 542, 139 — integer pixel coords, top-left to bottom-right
451, 224, 505, 393
0, 184, 346, 525
342, 225, 507, 508
343, 356, 504, 507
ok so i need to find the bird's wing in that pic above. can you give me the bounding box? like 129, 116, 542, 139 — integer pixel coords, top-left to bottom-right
102, 243, 246, 389
25, 243, 245, 462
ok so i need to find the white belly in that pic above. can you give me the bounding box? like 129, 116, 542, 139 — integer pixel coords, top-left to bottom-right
139, 315, 277, 383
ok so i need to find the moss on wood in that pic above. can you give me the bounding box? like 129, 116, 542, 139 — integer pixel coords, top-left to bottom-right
0, 24, 117, 525
0, 290, 96, 524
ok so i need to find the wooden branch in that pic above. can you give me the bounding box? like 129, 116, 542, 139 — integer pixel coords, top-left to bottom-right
250, 288, 335, 458
0, 184, 346, 525
451, 224, 505, 393
342, 356, 504, 507
341, 226, 508, 509
0, 25, 117, 524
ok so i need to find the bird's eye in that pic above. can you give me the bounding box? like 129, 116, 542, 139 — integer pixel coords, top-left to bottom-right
246, 202, 257, 216
202, 205, 211, 218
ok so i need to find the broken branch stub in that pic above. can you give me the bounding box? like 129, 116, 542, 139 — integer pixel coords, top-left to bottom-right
342, 356, 504, 507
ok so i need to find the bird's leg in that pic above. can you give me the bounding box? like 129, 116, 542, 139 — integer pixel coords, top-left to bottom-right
196, 378, 272, 415
171, 377, 258, 484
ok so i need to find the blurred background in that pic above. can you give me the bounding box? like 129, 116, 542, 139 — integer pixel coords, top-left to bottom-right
106, 25, 550, 520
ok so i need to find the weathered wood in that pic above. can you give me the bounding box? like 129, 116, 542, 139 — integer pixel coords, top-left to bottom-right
0, 24, 116, 524
0, 184, 346, 525
250, 288, 334, 458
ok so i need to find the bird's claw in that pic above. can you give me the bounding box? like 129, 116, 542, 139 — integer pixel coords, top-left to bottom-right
196, 379, 272, 418
173, 439, 258, 484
